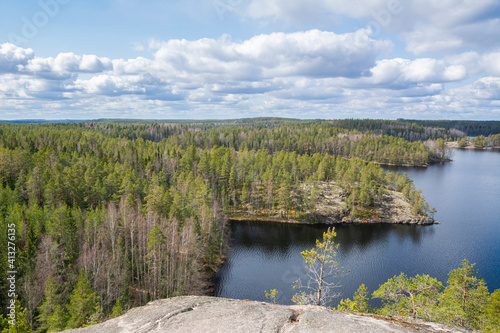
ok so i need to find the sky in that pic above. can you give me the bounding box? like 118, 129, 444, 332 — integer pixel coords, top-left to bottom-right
0, 0, 499, 120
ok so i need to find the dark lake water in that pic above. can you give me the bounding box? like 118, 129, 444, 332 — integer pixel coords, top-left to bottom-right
211, 149, 500, 306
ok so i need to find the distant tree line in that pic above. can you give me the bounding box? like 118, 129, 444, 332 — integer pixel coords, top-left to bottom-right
398, 119, 500, 137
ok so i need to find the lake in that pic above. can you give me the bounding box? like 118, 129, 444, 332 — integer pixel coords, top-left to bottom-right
211, 149, 500, 306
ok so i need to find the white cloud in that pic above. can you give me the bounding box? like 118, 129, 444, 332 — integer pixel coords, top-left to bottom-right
403, 26, 464, 55
0, 43, 34, 73
80, 55, 113, 73
451, 77, 500, 100
150, 29, 392, 81
445, 50, 500, 78
357, 57, 468, 91
20, 52, 112, 79
410, 0, 497, 28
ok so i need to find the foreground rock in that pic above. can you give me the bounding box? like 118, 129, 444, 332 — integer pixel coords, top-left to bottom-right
61, 296, 467, 333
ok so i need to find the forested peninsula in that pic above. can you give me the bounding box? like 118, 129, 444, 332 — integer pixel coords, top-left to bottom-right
0, 118, 467, 331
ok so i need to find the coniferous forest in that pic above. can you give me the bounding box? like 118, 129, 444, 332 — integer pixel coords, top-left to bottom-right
0, 119, 499, 331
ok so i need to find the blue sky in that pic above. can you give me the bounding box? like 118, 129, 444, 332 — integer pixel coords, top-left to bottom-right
0, 0, 499, 120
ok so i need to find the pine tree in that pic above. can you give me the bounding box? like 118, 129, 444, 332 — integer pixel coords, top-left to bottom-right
483, 289, 500, 332
291, 227, 348, 306
372, 273, 443, 320
46, 306, 67, 333
437, 259, 489, 329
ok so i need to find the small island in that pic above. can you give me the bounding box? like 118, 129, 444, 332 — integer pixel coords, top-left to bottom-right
230, 180, 437, 225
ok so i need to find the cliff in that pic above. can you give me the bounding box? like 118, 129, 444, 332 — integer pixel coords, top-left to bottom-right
60, 296, 467, 333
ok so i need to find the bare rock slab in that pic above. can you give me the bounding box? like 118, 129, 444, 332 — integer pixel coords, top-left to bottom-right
60, 296, 466, 333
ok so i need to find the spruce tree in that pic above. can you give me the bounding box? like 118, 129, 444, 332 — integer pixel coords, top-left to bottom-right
37, 276, 67, 332
110, 299, 124, 318
66, 270, 99, 329
1, 298, 32, 333
147, 224, 167, 300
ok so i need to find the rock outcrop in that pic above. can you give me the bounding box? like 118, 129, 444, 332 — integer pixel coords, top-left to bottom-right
60, 296, 467, 333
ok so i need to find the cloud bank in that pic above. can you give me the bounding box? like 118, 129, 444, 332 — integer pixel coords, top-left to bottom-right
0, 27, 499, 119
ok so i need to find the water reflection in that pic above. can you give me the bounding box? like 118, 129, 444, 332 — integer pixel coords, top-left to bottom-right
231, 221, 434, 256
335, 224, 434, 253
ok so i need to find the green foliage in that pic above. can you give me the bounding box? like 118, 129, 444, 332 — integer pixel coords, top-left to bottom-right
66, 270, 100, 329
368, 260, 498, 332
37, 276, 67, 332
372, 273, 443, 320
489, 134, 500, 147
1, 298, 32, 333
0, 316, 7, 332
483, 289, 500, 332
147, 224, 167, 300
0, 121, 440, 328
337, 284, 370, 313
397, 119, 500, 137
110, 299, 124, 319
292, 227, 348, 306
471, 135, 488, 148
457, 137, 469, 148
436, 259, 489, 330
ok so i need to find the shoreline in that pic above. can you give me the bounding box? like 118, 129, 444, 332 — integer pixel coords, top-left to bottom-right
229, 215, 439, 226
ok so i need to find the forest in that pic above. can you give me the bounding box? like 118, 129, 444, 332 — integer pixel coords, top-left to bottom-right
0, 119, 470, 331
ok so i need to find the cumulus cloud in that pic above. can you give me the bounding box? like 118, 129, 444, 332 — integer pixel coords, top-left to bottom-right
19, 52, 112, 79
0, 43, 34, 73
149, 29, 392, 80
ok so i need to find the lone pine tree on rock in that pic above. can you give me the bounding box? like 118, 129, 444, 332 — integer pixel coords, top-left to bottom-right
292, 227, 348, 306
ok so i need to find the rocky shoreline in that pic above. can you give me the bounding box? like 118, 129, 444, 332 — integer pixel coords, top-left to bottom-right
229, 215, 437, 226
